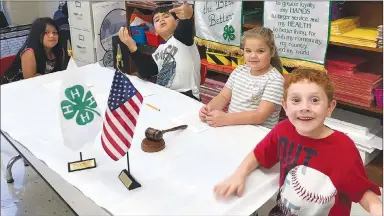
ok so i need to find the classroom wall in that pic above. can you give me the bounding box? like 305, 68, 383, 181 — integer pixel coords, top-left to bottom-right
3, 1, 59, 25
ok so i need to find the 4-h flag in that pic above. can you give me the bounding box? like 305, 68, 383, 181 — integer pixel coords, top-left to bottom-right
101, 70, 143, 161
59, 69, 102, 151
194, 1, 243, 53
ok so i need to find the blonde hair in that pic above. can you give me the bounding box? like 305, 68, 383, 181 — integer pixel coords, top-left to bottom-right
241, 27, 283, 74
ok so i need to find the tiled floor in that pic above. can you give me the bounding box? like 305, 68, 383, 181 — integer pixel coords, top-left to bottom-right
1, 136, 74, 216
1, 135, 381, 216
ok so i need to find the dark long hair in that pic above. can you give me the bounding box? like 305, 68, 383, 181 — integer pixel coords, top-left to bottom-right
5, 17, 67, 77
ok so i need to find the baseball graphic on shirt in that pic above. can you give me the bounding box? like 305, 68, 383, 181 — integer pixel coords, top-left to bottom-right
278, 165, 337, 215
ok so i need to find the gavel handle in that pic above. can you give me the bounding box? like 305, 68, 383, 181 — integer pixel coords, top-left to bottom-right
162, 125, 188, 134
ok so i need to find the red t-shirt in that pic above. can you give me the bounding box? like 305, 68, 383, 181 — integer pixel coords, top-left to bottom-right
254, 119, 381, 216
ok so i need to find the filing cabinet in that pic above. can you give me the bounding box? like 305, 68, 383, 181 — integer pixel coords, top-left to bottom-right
67, 1, 126, 67
68, 1, 97, 66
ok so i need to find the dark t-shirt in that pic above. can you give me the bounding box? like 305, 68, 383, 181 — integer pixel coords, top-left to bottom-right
1, 48, 63, 84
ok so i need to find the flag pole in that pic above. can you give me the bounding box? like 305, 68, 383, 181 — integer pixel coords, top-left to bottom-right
126, 151, 130, 174
67, 39, 72, 57
113, 45, 140, 190
116, 44, 123, 74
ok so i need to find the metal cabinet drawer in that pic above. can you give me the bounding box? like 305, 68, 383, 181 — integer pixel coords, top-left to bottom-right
68, 1, 92, 31
70, 28, 96, 63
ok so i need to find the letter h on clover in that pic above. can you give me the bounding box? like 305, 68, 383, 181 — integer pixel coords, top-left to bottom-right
60, 85, 101, 125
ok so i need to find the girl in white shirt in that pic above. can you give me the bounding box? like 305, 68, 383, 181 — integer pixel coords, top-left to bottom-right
199, 27, 285, 128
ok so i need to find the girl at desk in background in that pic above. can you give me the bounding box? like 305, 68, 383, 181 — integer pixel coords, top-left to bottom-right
199, 27, 284, 129
118, 2, 201, 101
1, 17, 68, 85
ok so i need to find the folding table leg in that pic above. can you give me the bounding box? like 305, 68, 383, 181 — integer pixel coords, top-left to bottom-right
6, 155, 22, 183
23, 158, 29, 166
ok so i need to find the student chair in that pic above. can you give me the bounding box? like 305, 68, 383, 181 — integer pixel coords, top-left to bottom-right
0, 55, 15, 78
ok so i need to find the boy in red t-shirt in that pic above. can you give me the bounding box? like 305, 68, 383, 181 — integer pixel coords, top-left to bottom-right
214, 69, 382, 215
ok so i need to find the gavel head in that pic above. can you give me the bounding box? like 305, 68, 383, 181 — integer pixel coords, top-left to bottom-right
145, 127, 163, 141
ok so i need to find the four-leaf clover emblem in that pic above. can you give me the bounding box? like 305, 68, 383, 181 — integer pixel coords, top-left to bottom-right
223, 25, 236, 42
60, 85, 101, 126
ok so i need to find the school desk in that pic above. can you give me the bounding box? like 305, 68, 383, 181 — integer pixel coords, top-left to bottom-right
1, 63, 280, 215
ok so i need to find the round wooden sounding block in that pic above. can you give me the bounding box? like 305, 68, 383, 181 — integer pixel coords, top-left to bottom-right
141, 138, 165, 153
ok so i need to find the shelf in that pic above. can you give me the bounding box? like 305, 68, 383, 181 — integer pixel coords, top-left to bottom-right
337, 100, 383, 114
201, 59, 383, 115
243, 21, 261, 29
201, 59, 234, 75
126, 2, 157, 11
329, 41, 383, 53
241, 23, 382, 52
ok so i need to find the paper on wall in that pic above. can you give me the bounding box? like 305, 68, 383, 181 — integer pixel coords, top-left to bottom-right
92, 2, 126, 67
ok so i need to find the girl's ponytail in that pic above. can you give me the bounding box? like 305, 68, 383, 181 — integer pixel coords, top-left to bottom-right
271, 51, 283, 74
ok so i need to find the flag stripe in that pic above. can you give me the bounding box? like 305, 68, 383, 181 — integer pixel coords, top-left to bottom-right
136, 92, 143, 103
101, 130, 125, 159
115, 109, 134, 139
101, 133, 121, 160
107, 108, 133, 144
105, 111, 130, 148
121, 102, 138, 128
101, 139, 118, 161
130, 97, 142, 116
102, 123, 127, 155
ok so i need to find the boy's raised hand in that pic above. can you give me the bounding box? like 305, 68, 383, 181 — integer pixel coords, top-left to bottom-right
169, 1, 193, 20
118, 27, 137, 52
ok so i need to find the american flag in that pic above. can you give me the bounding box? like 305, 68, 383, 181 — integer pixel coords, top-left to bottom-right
101, 70, 143, 161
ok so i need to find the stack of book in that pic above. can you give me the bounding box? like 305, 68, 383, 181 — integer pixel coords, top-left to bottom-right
330, 17, 360, 35
330, 27, 378, 48
326, 52, 382, 107
377, 25, 382, 48
325, 52, 367, 75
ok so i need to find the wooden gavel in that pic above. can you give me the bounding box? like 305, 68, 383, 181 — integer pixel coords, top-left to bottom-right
145, 125, 188, 141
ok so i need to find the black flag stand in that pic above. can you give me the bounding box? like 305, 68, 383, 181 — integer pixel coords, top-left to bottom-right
118, 151, 141, 190
67, 152, 97, 172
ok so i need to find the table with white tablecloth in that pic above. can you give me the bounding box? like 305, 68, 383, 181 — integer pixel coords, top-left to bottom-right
1, 63, 279, 215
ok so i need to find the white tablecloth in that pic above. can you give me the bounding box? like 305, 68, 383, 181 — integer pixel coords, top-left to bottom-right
1, 63, 279, 215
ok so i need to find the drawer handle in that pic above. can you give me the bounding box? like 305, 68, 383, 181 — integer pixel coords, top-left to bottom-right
73, 12, 83, 17
76, 45, 86, 49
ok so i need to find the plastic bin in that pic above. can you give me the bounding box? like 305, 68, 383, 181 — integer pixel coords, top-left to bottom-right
130, 26, 149, 45
145, 31, 165, 47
